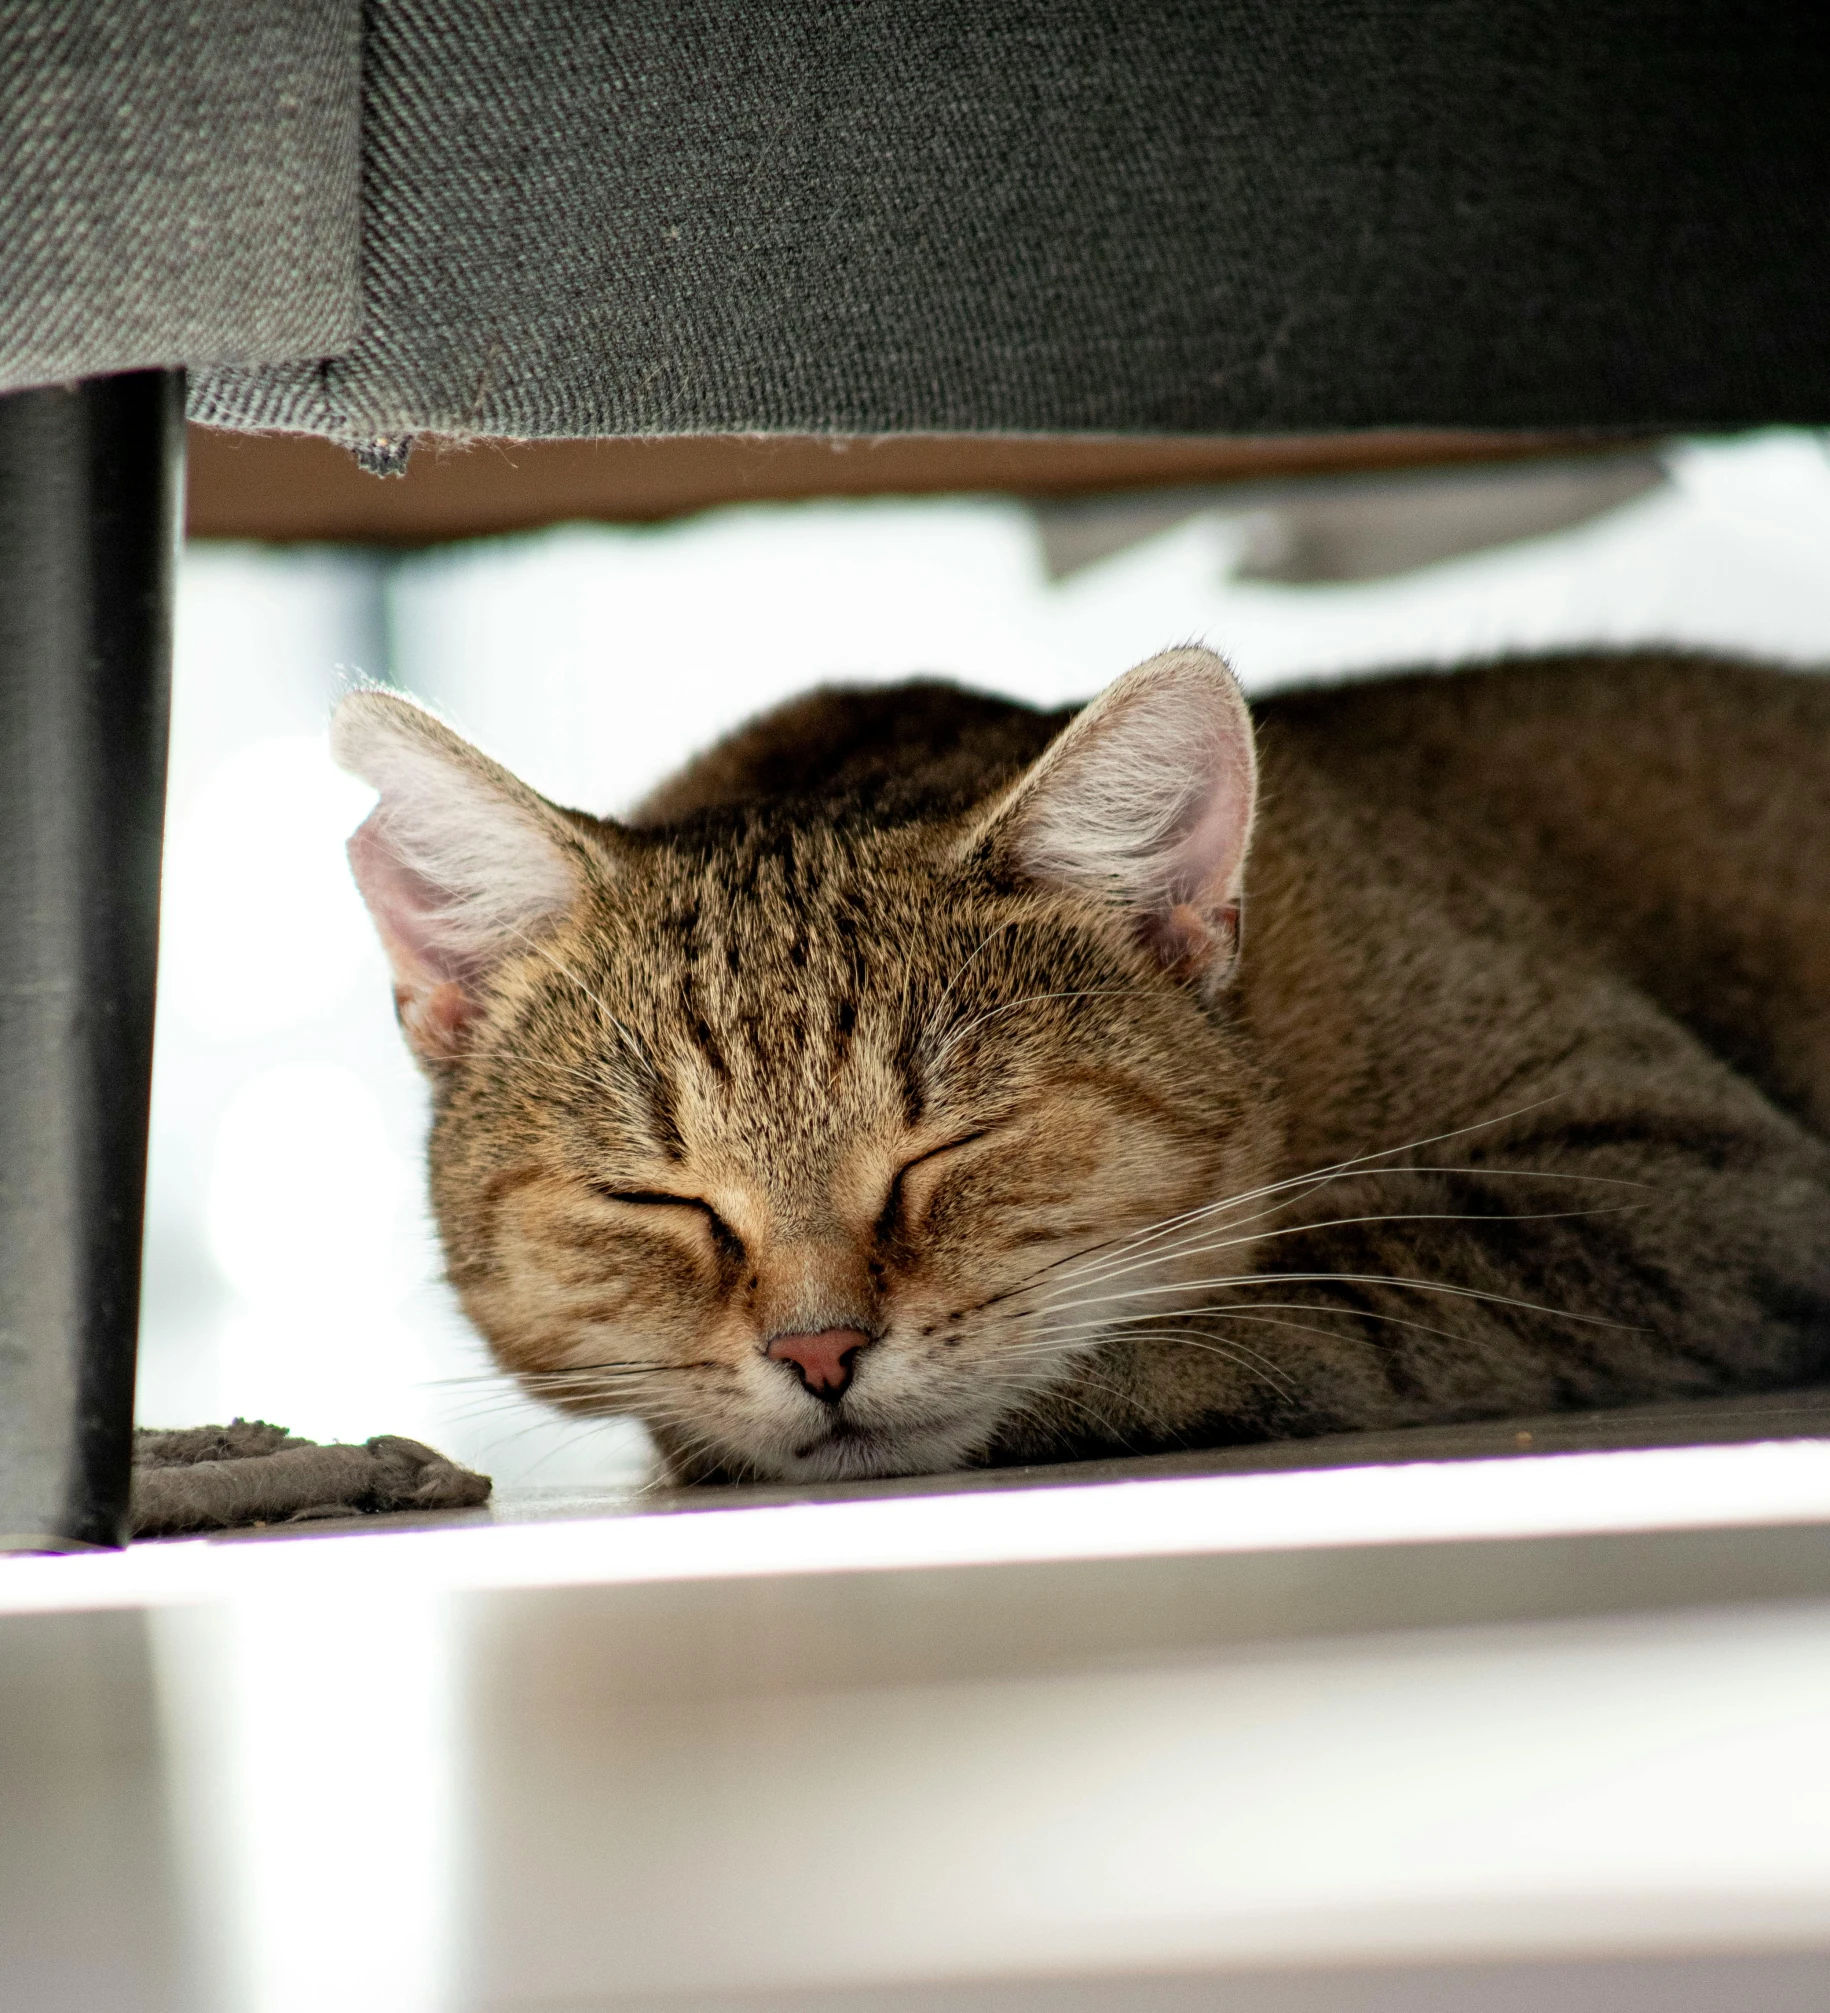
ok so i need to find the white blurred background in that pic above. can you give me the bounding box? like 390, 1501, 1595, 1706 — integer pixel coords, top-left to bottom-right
135, 430, 1830, 1489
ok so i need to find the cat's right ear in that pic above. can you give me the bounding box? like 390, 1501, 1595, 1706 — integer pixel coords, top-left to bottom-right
331, 692, 601, 1067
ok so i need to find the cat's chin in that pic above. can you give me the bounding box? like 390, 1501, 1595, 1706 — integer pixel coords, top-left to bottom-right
789, 1413, 991, 1482
664, 1410, 994, 1487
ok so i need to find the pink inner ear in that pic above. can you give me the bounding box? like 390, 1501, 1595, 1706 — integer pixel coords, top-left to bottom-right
347, 811, 477, 993
1147, 901, 1216, 966
1140, 896, 1243, 977
1160, 761, 1254, 911
1126, 698, 1254, 982
412, 980, 479, 1055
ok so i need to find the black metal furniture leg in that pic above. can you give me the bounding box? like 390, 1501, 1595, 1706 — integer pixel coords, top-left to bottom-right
0, 372, 184, 1551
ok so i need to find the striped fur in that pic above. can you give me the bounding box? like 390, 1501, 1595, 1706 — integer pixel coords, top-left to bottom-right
338, 649, 1830, 1482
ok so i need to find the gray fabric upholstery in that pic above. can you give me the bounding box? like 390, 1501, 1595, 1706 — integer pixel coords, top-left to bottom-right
187, 0, 1830, 454
0, 0, 360, 394
3, 3, 1825, 442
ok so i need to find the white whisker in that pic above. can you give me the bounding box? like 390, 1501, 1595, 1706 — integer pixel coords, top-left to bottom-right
1018, 1098, 1584, 1298
1026, 1200, 1641, 1306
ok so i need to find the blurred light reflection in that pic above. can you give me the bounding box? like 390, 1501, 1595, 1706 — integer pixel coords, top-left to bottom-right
153, 1593, 455, 2013
204, 1062, 423, 1311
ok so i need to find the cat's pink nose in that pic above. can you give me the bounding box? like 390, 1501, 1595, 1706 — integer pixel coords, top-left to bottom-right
766, 1327, 871, 1402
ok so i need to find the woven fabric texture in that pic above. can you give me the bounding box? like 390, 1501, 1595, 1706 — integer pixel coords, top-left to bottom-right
0, 0, 361, 394
188, 0, 1830, 450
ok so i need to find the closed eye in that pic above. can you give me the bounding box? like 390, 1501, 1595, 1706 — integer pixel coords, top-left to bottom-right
592, 1187, 745, 1261
876, 1130, 992, 1242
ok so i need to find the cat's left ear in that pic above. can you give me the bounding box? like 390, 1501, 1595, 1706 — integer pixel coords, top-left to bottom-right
968, 647, 1258, 992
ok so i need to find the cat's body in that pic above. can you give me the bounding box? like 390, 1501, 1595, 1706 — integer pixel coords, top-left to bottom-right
337, 650, 1830, 1481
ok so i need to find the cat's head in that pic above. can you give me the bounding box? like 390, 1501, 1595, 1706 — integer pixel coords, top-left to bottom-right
334, 649, 1278, 1481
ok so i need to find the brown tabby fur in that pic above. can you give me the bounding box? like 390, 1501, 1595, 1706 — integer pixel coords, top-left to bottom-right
343, 652, 1830, 1483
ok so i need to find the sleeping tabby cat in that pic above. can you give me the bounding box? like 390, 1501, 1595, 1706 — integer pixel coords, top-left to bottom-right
335, 650, 1830, 1482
